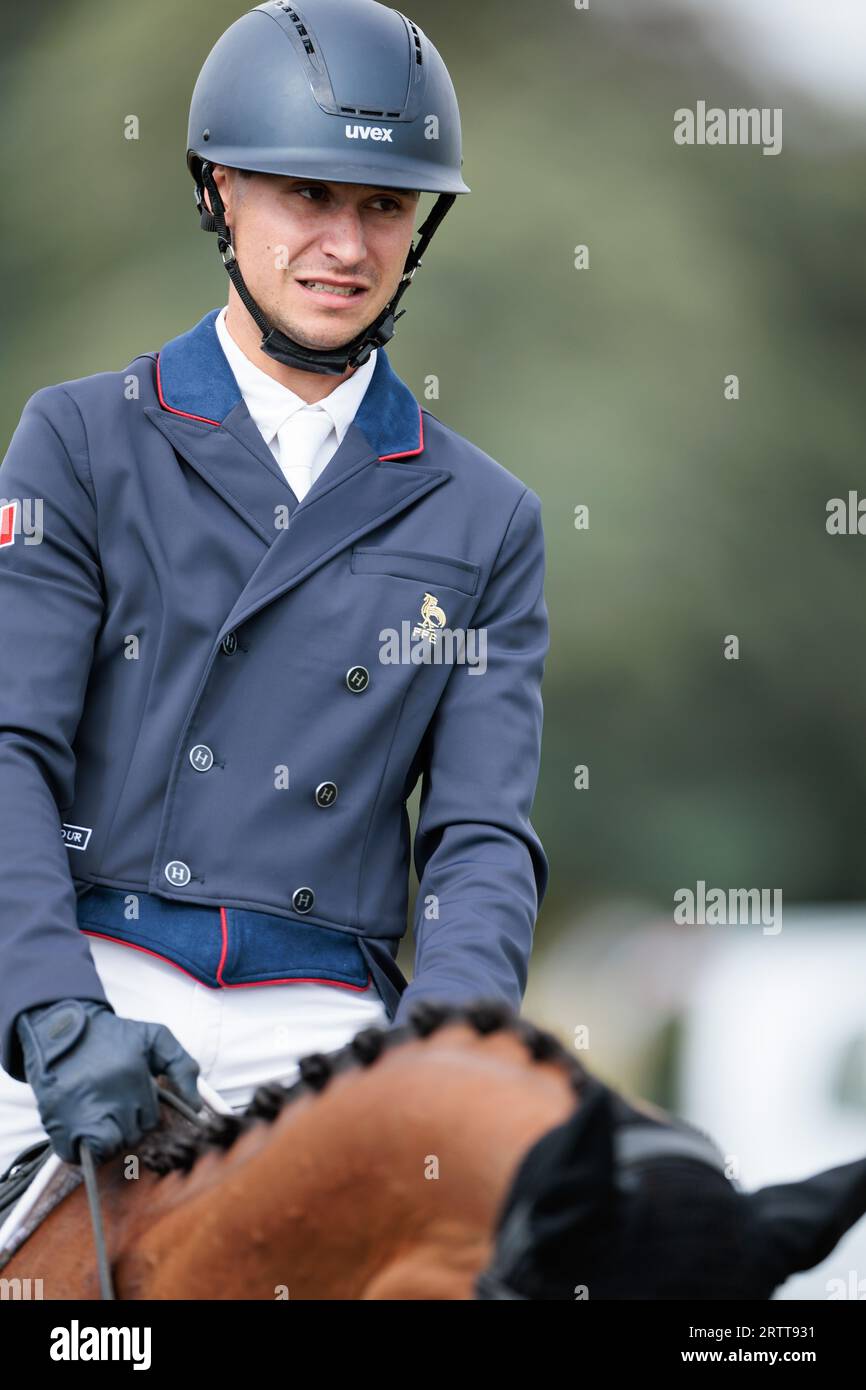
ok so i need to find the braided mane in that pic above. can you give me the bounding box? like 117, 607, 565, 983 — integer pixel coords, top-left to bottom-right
141, 998, 590, 1177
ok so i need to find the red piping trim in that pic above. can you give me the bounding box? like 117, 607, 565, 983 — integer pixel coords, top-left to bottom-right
156, 353, 222, 428
83, 924, 374, 993
217, 904, 230, 982
220, 974, 374, 992
378, 404, 424, 461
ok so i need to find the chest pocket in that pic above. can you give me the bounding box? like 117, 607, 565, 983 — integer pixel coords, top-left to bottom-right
351, 547, 480, 596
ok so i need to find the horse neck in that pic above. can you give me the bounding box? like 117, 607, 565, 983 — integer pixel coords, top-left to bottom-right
119, 1026, 580, 1299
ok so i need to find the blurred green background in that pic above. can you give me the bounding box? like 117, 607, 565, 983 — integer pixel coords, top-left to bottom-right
3, 1, 866, 1163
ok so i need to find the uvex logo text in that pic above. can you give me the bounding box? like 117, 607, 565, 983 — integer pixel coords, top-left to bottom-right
345, 124, 393, 142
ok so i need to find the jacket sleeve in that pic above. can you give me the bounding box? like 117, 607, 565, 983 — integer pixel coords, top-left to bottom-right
392, 486, 550, 1028
0, 386, 110, 1080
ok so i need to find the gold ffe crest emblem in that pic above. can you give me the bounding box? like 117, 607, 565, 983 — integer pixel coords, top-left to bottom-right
412, 591, 447, 644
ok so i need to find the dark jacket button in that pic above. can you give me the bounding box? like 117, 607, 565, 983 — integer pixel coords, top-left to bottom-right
315, 782, 338, 807
292, 887, 315, 914
346, 665, 369, 693
189, 744, 214, 772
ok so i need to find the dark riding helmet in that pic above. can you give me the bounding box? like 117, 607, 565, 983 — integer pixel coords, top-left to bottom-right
186, 0, 471, 376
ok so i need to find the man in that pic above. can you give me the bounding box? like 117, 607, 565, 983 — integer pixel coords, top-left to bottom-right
0, 0, 549, 1179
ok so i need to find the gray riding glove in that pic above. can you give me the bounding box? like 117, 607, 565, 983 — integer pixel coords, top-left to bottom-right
15, 998, 201, 1165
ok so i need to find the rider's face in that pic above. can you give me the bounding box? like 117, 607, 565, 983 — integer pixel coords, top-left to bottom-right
209, 168, 420, 352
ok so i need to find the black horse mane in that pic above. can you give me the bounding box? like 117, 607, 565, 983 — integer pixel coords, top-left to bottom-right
140, 998, 591, 1177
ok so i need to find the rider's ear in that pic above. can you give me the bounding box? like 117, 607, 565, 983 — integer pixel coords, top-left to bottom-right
203, 165, 230, 218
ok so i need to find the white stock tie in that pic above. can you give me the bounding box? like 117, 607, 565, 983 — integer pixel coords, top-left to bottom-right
274, 406, 335, 503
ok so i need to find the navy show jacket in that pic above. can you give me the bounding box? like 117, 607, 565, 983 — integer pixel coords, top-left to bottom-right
0, 308, 549, 1080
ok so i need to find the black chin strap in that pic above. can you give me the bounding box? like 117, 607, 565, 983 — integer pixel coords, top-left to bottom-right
195, 161, 456, 376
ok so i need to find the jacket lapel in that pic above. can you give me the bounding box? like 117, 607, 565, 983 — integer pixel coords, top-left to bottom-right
143, 403, 294, 544
145, 308, 451, 631
219, 441, 449, 638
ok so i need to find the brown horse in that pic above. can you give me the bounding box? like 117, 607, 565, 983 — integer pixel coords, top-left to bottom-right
3, 1000, 866, 1300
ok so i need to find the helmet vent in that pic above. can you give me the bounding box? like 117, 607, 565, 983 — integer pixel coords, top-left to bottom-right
338, 106, 404, 118
274, 1, 316, 58
407, 20, 423, 66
